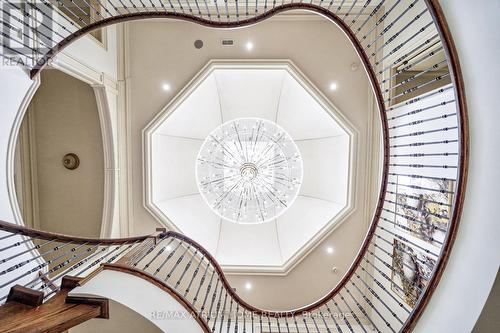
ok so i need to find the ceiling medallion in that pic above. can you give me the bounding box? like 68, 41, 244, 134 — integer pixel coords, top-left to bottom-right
196, 118, 303, 224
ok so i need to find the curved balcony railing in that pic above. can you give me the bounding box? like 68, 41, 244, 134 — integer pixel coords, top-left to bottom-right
0, 220, 153, 301
0, 0, 467, 332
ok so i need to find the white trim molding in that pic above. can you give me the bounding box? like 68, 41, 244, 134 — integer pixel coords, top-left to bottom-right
6, 76, 41, 228
13, 102, 40, 230
4, 74, 48, 273
93, 86, 119, 238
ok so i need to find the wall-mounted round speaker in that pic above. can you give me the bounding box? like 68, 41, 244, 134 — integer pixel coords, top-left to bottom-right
62, 153, 80, 170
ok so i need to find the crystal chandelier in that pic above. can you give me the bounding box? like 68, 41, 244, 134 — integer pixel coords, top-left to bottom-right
196, 118, 303, 224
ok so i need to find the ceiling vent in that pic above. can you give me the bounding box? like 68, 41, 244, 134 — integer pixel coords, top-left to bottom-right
221, 39, 235, 46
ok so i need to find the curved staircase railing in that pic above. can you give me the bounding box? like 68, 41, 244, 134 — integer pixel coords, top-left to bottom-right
0, 220, 154, 302
0, 0, 467, 332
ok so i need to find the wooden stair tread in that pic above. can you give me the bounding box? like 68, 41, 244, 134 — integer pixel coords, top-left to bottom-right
0, 289, 105, 333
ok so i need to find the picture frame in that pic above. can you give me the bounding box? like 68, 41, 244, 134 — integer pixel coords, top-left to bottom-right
390, 239, 437, 307
393, 175, 454, 246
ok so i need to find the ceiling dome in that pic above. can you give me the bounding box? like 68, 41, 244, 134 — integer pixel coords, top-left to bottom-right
144, 60, 357, 273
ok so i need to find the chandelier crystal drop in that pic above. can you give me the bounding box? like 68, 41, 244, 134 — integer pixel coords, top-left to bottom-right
196, 118, 303, 224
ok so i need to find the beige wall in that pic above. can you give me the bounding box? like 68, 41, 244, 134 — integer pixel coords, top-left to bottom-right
16, 69, 104, 237
473, 271, 500, 332
70, 300, 162, 333
123, 14, 381, 310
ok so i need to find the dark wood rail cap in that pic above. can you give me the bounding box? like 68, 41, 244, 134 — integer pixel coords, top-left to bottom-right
6, 285, 44, 307
0, 288, 106, 332
65, 295, 110, 319
157, 229, 388, 316
61, 276, 85, 290
99, 263, 211, 332
19, 2, 390, 319
0, 219, 152, 244
0, 2, 467, 332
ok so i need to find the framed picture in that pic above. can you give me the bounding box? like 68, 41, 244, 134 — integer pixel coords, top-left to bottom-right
390, 239, 436, 307
394, 175, 454, 246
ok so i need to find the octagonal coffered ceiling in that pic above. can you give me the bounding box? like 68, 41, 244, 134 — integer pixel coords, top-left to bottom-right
144, 60, 358, 274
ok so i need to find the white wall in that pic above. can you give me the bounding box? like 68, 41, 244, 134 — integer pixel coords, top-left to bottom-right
0, 67, 45, 298
414, 1, 500, 332
0, 67, 37, 222
70, 269, 204, 333
61, 25, 118, 80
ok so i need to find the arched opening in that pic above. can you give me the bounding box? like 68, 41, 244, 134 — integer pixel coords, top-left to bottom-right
13, 69, 105, 238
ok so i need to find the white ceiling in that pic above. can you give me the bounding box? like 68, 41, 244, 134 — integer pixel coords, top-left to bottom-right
215, 69, 285, 122
155, 75, 222, 139
155, 67, 346, 139
145, 61, 355, 273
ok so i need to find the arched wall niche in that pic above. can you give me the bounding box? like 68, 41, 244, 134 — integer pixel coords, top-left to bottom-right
7, 65, 119, 239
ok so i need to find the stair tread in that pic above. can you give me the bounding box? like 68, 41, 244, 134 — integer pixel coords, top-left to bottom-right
0, 289, 103, 333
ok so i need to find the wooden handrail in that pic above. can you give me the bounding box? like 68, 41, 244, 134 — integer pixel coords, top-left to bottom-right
0, 220, 151, 245
0, 1, 469, 332
100, 263, 211, 333
24, 3, 391, 317
159, 230, 373, 316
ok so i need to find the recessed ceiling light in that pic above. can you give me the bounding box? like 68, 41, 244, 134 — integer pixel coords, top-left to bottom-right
162, 83, 171, 91
245, 282, 252, 290
245, 41, 254, 51
329, 82, 338, 91
165, 245, 172, 251
326, 246, 334, 254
